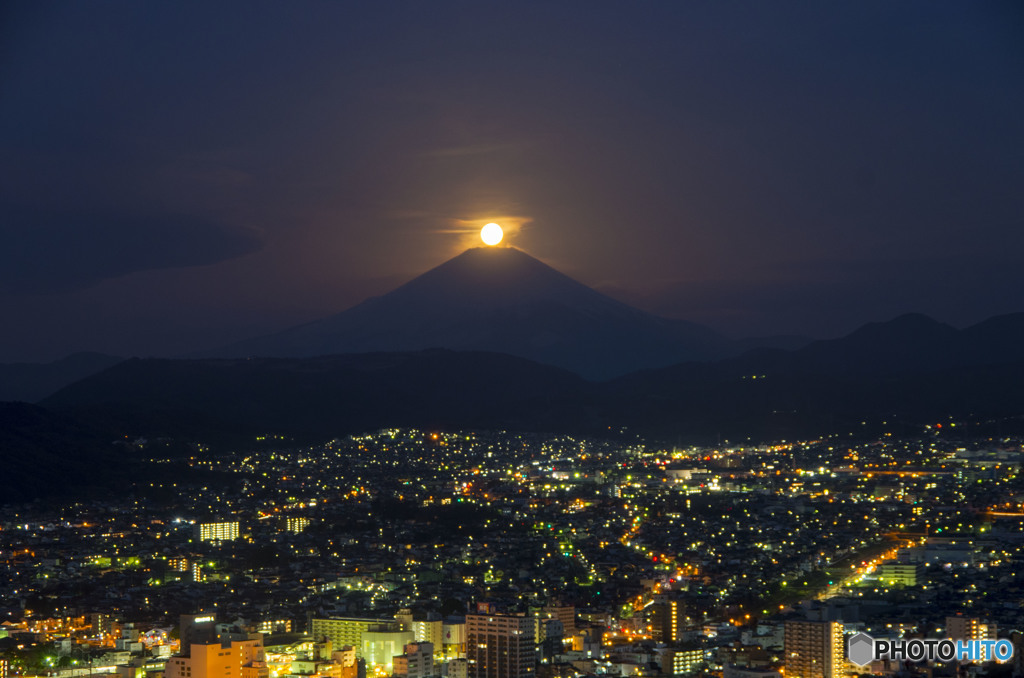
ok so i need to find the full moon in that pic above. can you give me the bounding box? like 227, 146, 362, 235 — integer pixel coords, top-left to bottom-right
480, 223, 503, 246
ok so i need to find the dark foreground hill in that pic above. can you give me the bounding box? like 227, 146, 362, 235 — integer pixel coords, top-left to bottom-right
0, 352, 123, 402
0, 402, 131, 503
41, 351, 599, 442
42, 312, 1024, 444
0, 401, 247, 504
3, 311, 1022, 502
607, 312, 1024, 438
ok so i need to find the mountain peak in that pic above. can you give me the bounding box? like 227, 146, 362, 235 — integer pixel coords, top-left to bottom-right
379, 246, 622, 313
216, 245, 726, 379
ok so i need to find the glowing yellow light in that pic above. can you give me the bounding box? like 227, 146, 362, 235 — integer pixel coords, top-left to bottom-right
481, 223, 503, 246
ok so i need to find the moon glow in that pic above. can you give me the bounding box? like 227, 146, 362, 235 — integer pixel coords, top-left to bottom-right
481, 223, 503, 246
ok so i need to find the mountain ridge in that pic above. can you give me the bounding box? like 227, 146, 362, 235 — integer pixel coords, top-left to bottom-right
37, 310, 1024, 447
215, 246, 729, 379
0, 352, 123, 403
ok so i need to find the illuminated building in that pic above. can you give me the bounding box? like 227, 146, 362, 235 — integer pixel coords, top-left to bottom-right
784, 621, 843, 678
168, 557, 189, 571
363, 629, 415, 672
946, 616, 997, 660
876, 563, 921, 586
448, 658, 469, 678
534, 619, 564, 660
311, 614, 385, 655
291, 642, 358, 678
91, 613, 115, 637
442, 620, 466, 660
649, 593, 689, 644
466, 613, 535, 678
393, 641, 436, 678
311, 617, 410, 669
256, 619, 292, 634
659, 646, 705, 676
397, 609, 444, 650
312, 617, 385, 653
541, 605, 575, 635
285, 517, 311, 533
195, 521, 240, 543
165, 635, 268, 678
180, 614, 217, 650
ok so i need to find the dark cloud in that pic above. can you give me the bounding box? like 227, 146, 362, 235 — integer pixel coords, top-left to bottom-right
0, 206, 261, 293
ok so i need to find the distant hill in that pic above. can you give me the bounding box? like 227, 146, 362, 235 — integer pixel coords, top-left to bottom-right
40, 312, 1024, 446
215, 246, 729, 380
0, 352, 123, 402
0, 402, 129, 503
41, 350, 599, 442
607, 312, 1024, 438
722, 311, 1024, 379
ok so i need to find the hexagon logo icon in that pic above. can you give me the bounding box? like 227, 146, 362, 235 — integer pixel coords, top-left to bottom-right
848, 632, 875, 666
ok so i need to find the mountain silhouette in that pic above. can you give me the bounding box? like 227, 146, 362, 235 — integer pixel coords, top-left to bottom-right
218, 246, 727, 379
41, 350, 597, 442
40, 312, 1024, 447
0, 352, 123, 403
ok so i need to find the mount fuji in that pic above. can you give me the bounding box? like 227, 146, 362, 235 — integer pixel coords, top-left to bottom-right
218, 246, 728, 379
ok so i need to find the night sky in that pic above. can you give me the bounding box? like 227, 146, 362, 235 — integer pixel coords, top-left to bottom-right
2, 2, 1023, 362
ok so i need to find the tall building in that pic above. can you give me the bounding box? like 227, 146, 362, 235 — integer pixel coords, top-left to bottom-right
541, 605, 576, 635
946, 616, 996, 641
466, 613, 535, 678
784, 621, 843, 678
195, 521, 240, 543
179, 613, 217, 649
165, 635, 268, 678
397, 609, 445, 650
946, 616, 997, 660
442, 619, 466, 660
535, 619, 564, 660
649, 593, 689, 644
393, 641, 436, 678
91, 613, 116, 638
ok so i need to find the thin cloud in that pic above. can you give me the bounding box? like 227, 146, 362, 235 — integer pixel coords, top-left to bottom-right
423, 143, 521, 158
0, 206, 262, 294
